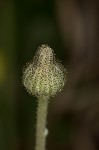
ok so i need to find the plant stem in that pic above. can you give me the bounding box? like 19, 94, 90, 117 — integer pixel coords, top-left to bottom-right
35, 96, 49, 150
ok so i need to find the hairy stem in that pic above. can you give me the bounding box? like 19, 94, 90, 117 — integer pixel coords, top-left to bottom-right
35, 96, 49, 150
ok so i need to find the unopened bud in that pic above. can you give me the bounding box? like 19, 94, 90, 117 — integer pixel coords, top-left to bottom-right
22, 45, 66, 98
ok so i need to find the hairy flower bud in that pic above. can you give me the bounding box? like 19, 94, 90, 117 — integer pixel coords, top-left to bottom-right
22, 44, 66, 98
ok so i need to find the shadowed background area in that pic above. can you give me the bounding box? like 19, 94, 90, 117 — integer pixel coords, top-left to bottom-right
0, 0, 99, 150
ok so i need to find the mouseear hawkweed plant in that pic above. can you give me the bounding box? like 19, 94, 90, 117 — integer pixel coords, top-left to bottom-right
22, 45, 66, 150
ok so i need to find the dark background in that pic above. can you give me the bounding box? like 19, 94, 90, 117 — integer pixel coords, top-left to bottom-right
0, 0, 99, 150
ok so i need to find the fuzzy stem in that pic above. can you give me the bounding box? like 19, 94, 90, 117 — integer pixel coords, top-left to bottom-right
35, 96, 49, 150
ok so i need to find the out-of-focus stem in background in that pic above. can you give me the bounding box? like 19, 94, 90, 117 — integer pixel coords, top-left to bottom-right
0, 1, 17, 150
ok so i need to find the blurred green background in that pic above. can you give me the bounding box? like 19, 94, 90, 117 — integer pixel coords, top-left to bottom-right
0, 0, 99, 150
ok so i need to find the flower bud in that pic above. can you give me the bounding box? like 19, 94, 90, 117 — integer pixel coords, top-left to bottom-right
22, 45, 66, 98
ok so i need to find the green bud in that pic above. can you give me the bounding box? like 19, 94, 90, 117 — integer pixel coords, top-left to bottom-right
22, 44, 66, 98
